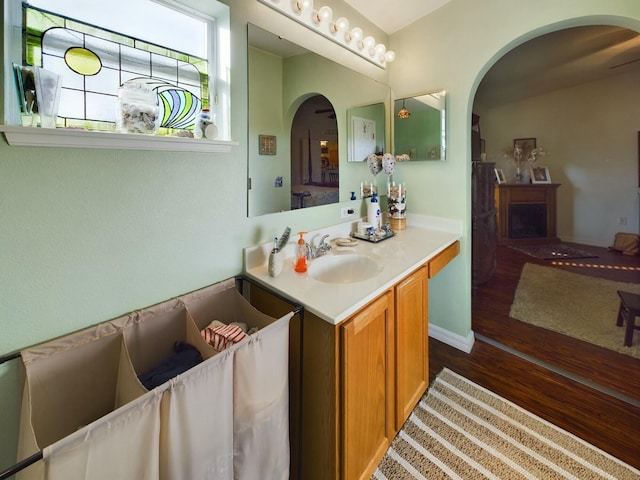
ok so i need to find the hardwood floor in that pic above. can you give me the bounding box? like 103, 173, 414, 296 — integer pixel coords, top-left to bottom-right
474, 242, 640, 400
429, 242, 640, 470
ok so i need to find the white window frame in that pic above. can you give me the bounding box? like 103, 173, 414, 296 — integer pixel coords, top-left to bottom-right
1, 0, 234, 152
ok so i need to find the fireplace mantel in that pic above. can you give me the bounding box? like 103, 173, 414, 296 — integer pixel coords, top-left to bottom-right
494, 183, 560, 245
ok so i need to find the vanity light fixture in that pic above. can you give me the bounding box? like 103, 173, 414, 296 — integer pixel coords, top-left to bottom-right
398, 99, 411, 119
257, 0, 395, 69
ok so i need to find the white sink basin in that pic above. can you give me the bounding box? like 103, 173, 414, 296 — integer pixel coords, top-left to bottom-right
308, 253, 382, 284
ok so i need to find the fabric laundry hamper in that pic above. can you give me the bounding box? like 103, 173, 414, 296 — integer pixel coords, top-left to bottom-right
120, 289, 233, 480
14, 278, 293, 480
182, 282, 293, 480
16, 316, 161, 480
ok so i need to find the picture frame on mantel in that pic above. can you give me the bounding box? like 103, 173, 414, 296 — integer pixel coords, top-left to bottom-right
495, 168, 506, 184
530, 165, 551, 183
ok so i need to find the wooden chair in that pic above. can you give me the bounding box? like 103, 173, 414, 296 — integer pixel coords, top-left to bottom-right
616, 290, 640, 347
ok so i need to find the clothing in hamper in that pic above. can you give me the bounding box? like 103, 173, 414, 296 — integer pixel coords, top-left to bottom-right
138, 341, 203, 390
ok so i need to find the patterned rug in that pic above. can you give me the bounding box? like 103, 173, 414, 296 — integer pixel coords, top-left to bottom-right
373, 369, 639, 479
509, 243, 598, 260
510, 263, 640, 358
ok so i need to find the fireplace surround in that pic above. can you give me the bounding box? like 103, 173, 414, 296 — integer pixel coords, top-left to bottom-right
495, 183, 560, 245
508, 203, 548, 239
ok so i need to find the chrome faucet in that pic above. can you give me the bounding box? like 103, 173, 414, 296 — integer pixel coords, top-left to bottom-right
308, 234, 332, 259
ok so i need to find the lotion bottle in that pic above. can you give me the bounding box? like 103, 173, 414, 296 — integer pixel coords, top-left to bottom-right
367, 193, 381, 230
294, 232, 308, 273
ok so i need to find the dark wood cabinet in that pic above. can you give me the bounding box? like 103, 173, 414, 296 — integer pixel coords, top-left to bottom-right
472, 161, 497, 287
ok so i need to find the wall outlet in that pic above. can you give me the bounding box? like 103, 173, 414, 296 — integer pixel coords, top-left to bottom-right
619, 216, 628, 225
341, 206, 356, 218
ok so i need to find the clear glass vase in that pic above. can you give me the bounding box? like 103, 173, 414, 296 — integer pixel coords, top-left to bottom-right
515, 166, 524, 183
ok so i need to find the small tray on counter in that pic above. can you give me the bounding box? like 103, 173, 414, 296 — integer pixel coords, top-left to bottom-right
351, 229, 394, 243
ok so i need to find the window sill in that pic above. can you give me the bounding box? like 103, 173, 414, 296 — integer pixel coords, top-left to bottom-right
0, 125, 237, 152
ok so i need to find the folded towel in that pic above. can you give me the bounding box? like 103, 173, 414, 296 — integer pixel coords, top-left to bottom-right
201, 321, 249, 350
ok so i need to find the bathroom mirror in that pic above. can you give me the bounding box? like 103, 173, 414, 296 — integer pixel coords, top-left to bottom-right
393, 90, 447, 161
347, 102, 386, 162
247, 24, 391, 217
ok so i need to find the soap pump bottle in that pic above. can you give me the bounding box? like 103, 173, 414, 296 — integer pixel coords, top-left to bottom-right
294, 232, 308, 273
367, 193, 381, 230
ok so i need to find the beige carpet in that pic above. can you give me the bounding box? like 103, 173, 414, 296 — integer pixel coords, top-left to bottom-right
510, 263, 640, 359
373, 368, 640, 479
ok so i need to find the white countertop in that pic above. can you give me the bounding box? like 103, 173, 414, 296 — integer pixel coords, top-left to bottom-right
243, 214, 462, 325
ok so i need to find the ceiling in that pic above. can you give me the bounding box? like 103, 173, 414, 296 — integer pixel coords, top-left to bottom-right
475, 25, 640, 106
346, 3, 640, 106
343, 0, 451, 35
254, 3, 640, 107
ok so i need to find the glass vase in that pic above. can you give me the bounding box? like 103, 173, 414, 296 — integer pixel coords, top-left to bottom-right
515, 165, 524, 183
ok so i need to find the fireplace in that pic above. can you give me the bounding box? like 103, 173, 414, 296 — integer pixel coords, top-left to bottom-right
495, 183, 560, 245
508, 204, 547, 239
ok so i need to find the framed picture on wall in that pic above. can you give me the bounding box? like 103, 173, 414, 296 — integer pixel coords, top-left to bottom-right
259, 134, 276, 155
494, 168, 506, 184
530, 166, 551, 183
514, 137, 536, 152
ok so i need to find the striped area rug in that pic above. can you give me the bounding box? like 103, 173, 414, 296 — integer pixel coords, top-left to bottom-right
373, 369, 639, 479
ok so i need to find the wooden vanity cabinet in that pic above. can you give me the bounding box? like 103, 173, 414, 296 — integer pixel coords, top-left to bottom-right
394, 265, 428, 430
341, 291, 395, 480
273, 288, 396, 480
247, 240, 460, 480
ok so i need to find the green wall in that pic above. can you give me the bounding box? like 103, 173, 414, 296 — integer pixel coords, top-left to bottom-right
394, 106, 441, 160
248, 45, 288, 216
2, 0, 640, 472
388, 0, 640, 339
248, 45, 391, 216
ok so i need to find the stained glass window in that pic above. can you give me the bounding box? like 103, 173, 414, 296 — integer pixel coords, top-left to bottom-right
23, 4, 210, 134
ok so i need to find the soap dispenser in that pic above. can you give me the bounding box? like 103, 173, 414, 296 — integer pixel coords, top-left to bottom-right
294, 232, 308, 273
367, 193, 381, 230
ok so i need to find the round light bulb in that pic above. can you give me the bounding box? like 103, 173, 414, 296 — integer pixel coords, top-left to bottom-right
293, 0, 312, 12
363, 36, 375, 50
384, 50, 396, 63
318, 5, 333, 21
375, 44, 386, 56
349, 27, 363, 45
333, 16, 349, 33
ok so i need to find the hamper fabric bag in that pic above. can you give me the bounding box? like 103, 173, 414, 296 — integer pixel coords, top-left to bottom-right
16, 317, 156, 480
13, 277, 294, 480
232, 316, 291, 480
159, 348, 234, 480
43, 389, 163, 480
180, 280, 294, 480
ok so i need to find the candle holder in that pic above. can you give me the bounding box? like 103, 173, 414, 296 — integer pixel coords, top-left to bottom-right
387, 180, 406, 230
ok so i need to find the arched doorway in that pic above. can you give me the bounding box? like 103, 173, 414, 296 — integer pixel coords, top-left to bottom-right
290, 94, 339, 209
472, 24, 640, 284
470, 23, 640, 396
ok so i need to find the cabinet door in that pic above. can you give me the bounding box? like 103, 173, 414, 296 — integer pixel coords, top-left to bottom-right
340, 291, 394, 480
394, 266, 428, 430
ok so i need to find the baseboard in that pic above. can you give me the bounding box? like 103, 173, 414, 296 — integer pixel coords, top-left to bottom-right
429, 324, 475, 353
561, 236, 610, 248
